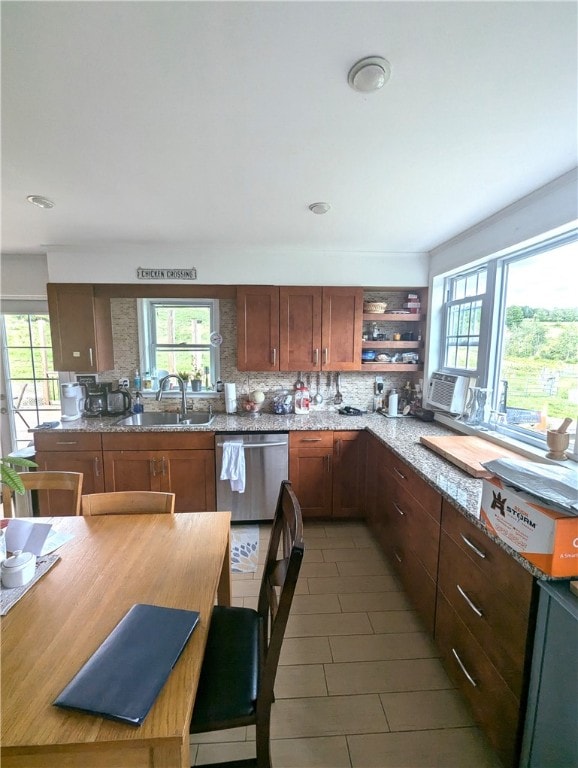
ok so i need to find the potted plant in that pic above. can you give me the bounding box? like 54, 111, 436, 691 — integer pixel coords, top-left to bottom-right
190, 367, 203, 392
177, 371, 190, 389
1, 455, 38, 512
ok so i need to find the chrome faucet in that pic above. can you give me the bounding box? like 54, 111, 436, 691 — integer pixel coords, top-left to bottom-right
156, 374, 188, 417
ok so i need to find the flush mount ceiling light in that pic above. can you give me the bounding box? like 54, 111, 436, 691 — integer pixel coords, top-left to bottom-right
309, 202, 331, 215
26, 195, 54, 209
348, 56, 391, 92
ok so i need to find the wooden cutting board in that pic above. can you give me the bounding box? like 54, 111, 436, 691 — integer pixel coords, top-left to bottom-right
420, 435, 527, 478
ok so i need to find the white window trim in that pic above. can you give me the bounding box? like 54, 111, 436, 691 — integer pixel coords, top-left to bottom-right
137, 298, 220, 397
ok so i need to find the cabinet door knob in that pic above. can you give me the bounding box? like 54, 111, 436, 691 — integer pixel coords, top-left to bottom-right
93, 457, 101, 478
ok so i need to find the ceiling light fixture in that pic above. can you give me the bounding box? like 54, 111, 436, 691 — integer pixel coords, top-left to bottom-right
348, 56, 391, 92
309, 202, 331, 215
26, 195, 54, 209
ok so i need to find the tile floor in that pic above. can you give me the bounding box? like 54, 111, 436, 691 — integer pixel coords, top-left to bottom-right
190, 520, 502, 768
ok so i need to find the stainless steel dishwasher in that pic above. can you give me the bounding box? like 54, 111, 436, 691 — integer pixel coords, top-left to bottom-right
215, 433, 289, 522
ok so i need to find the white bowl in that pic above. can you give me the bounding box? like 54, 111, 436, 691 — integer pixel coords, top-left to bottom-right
1, 550, 36, 588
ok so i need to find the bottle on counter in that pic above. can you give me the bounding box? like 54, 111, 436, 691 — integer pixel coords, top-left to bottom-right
134, 370, 142, 390
143, 371, 152, 390
132, 392, 144, 414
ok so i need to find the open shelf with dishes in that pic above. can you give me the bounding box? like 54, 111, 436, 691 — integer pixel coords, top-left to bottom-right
361, 289, 427, 372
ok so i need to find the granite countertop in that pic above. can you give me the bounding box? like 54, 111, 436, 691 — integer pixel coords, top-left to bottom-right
33, 411, 568, 580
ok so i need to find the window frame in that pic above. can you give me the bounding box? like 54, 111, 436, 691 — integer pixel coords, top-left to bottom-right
137, 298, 220, 392
438, 226, 578, 448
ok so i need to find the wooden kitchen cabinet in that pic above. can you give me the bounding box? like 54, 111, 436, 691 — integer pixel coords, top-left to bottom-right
236, 286, 280, 371
48, 284, 114, 372
289, 431, 333, 518
101, 433, 216, 512
237, 285, 363, 371
364, 435, 441, 633
435, 499, 536, 768
289, 430, 365, 519
332, 431, 365, 518
33, 432, 105, 515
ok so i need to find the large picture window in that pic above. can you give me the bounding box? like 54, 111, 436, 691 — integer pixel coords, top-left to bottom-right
440, 228, 578, 447
138, 299, 220, 390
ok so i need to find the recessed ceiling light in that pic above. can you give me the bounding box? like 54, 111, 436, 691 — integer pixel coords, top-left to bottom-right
27, 195, 55, 209
309, 202, 331, 215
348, 56, 391, 92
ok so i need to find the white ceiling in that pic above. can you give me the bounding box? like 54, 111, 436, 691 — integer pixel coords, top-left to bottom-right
2, 1, 577, 257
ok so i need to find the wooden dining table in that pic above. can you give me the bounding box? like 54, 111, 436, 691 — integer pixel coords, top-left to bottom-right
1, 511, 231, 768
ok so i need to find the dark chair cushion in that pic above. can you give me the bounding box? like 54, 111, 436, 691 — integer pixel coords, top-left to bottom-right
190, 605, 261, 730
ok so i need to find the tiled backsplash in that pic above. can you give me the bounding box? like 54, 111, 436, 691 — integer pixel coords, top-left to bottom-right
96, 297, 421, 413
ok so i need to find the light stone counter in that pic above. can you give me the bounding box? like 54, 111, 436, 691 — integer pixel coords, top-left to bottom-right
32, 411, 565, 580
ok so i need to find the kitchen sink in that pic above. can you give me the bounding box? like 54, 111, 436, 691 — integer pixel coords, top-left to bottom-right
115, 411, 215, 427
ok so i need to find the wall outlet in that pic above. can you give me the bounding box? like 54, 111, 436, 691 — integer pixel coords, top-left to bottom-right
119, 377, 130, 388
374, 375, 384, 395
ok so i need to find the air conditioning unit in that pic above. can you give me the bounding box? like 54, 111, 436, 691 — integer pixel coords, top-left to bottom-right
426, 371, 470, 414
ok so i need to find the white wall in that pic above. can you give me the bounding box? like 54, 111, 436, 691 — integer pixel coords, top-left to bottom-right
0, 253, 49, 300
428, 168, 578, 279
45, 247, 429, 287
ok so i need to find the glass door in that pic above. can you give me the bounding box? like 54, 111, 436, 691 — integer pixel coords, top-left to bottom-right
0, 313, 61, 454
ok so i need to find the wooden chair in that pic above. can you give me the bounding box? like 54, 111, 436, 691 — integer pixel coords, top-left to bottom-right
81, 491, 175, 516
189, 480, 304, 768
2, 471, 83, 517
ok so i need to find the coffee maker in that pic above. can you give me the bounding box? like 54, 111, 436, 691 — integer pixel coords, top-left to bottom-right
60, 382, 84, 421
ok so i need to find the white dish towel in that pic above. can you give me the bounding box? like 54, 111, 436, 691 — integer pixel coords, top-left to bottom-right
220, 440, 246, 493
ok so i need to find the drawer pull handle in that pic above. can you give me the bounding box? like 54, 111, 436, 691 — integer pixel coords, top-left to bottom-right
301, 438, 322, 442
394, 551, 403, 564
457, 584, 483, 617
393, 502, 405, 516
56, 441, 78, 445
452, 648, 477, 687
460, 534, 486, 560
314, 348, 319, 365
93, 457, 101, 478
393, 466, 407, 481
323, 348, 328, 365
271, 348, 277, 365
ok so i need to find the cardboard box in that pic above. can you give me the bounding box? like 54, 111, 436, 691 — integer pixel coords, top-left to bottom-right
480, 475, 578, 577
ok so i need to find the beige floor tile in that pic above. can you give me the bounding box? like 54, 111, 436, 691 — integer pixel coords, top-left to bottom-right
338, 591, 411, 612
305, 536, 360, 550
308, 575, 401, 594
271, 736, 351, 768
286, 612, 373, 638
330, 631, 439, 662
300, 561, 341, 578
336, 560, 394, 577
195, 740, 256, 765
242, 594, 259, 609
347, 728, 502, 768
271, 694, 388, 739
324, 658, 452, 696
190, 726, 250, 744
322, 547, 388, 562
304, 548, 326, 562
275, 664, 328, 698
368, 610, 424, 634
280, 637, 333, 665
231, 571, 256, 580
322, 522, 372, 536
380, 689, 473, 731
290, 593, 342, 614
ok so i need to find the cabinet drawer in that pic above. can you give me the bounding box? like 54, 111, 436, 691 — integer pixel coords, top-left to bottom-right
34, 432, 102, 452
441, 499, 534, 616
390, 543, 437, 635
387, 476, 440, 580
436, 591, 522, 768
383, 451, 441, 522
290, 431, 333, 448
102, 432, 215, 450
438, 532, 531, 698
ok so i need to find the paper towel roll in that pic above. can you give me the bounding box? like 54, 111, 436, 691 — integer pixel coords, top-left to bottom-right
224, 383, 237, 414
